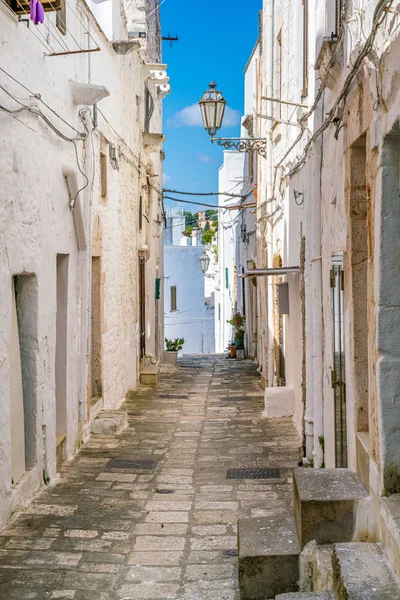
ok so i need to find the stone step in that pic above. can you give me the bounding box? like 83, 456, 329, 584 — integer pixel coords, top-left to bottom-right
293, 468, 368, 547
275, 593, 335, 599
140, 365, 160, 385
333, 542, 400, 599
91, 410, 127, 436
299, 542, 334, 593
238, 514, 300, 600
381, 495, 400, 577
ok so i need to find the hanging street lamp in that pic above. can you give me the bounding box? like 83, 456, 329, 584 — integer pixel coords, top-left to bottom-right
199, 81, 226, 137
199, 250, 211, 274
198, 81, 268, 157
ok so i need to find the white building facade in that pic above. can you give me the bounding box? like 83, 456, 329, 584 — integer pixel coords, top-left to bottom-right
0, 0, 167, 527
164, 210, 215, 354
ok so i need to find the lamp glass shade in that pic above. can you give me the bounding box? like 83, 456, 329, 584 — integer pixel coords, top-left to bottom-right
199, 251, 211, 274
199, 82, 226, 137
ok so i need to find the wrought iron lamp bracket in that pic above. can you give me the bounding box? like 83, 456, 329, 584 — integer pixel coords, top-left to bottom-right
211, 137, 267, 157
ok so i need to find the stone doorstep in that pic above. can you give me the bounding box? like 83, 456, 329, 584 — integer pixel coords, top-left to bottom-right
140, 365, 160, 385
275, 594, 335, 599
293, 468, 368, 548
381, 495, 400, 578
91, 410, 127, 436
332, 542, 400, 599
238, 515, 300, 600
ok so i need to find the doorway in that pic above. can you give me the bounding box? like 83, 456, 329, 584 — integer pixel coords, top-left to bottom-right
56, 254, 68, 436
139, 257, 146, 360
331, 253, 347, 467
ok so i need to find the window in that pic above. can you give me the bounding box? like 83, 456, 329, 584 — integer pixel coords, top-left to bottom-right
144, 86, 154, 133
170, 286, 177, 311
100, 151, 107, 203
218, 303, 221, 321
335, 0, 344, 36
6, 0, 62, 14
302, 0, 308, 98
56, 0, 66, 35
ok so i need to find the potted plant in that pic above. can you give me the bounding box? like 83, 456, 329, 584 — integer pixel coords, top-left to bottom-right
164, 337, 184, 364
234, 327, 245, 349
227, 312, 245, 350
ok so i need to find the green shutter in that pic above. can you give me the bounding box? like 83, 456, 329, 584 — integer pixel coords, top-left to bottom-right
155, 278, 161, 299
225, 268, 229, 289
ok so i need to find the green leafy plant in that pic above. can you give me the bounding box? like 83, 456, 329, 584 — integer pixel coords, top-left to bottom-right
43, 470, 50, 486
227, 312, 245, 329
318, 435, 325, 450
235, 328, 245, 341
165, 337, 185, 351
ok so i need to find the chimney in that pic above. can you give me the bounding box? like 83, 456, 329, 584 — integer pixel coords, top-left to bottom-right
191, 228, 202, 247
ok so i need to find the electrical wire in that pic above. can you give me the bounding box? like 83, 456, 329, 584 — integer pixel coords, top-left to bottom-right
163, 188, 245, 198
288, 0, 393, 177
163, 196, 220, 209
0, 66, 83, 135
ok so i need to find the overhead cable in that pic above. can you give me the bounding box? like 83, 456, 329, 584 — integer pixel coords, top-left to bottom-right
163, 188, 244, 198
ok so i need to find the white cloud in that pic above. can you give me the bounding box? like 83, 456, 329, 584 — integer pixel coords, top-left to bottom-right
196, 153, 214, 164
163, 173, 171, 185
167, 104, 241, 128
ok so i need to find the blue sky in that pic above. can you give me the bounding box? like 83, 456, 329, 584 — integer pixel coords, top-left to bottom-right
160, 0, 261, 212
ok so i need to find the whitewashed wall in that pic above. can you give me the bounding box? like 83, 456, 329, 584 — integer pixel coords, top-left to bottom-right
0, 0, 165, 528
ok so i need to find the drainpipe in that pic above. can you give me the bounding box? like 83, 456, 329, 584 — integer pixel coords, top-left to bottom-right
64, 110, 94, 424
310, 0, 325, 469
265, 0, 275, 387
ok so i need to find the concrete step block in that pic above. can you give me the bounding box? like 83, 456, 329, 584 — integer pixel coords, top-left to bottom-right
238, 515, 300, 599
263, 386, 294, 418
293, 468, 368, 547
299, 541, 334, 593
91, 410, 127, 436
275, 593, 335, 599
333, 542, 400, 599
381, 495, 400, 577
140, 365, 160, 385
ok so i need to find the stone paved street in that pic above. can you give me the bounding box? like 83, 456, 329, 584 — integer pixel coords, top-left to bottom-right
0, 356, 300, 600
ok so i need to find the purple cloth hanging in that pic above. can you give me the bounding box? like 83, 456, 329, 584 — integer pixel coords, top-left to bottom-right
30, 0, 45, 25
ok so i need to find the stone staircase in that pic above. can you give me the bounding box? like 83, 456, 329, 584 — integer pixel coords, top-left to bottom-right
237, 468, 400, 599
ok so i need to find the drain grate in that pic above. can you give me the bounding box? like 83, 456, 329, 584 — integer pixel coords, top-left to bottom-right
156, 489, 174, 494
107, 459, 157, 470
226, 467, 280, 480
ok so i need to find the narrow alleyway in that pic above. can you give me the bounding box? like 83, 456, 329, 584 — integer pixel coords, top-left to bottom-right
0, 357, 300, 600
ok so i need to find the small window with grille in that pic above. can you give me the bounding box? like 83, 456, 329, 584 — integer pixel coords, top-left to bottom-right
335, 0, 344, 36
170, 286, 177, 312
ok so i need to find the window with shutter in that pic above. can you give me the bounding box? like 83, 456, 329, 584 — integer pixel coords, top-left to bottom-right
335, 0, 344, 35
170, 286, 177, 312
302, 0, 308, 98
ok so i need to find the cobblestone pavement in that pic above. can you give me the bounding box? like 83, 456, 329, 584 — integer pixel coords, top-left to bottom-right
0, 356, 301, 600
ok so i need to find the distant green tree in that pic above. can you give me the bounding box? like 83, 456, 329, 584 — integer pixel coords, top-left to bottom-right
184, 211, 199, 229
205, 209, 218, 219
204, 221, 210, 231
202, 230, 214, 244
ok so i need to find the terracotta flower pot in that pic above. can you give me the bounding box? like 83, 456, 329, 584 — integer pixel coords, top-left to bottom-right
230, 344, 237, 358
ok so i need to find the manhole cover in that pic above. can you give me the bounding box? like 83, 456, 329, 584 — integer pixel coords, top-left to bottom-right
107, 459, 157, 470
226, 468, 280, 480
222, 549, 238, 557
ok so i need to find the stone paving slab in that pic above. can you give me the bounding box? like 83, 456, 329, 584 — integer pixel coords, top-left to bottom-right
0, 356, 300, 599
